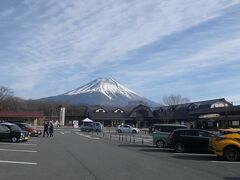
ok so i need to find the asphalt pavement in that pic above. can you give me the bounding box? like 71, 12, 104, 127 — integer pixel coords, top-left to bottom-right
0, 128, 239, 180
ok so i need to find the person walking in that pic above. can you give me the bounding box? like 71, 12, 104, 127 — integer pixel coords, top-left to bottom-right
43, 121, 49, 137
49, 120, 54, 137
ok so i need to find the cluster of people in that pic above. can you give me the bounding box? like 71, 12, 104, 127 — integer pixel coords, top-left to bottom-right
43, 120, 54, 137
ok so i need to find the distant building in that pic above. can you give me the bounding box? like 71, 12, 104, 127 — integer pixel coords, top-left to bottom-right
0, 111, 44, 126
154, 98, 238, 129
63, 98, 240, 129
86, 106, 132, 127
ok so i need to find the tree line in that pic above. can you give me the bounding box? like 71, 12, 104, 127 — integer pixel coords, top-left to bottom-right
0, 86, 191, 116
0, 86, 87, 116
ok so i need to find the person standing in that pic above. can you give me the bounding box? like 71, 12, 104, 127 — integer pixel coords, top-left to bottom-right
49, 120, 54, 137
43, 121, 49, 137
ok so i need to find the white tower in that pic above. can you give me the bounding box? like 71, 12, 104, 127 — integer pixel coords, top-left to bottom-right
59, 107, 65, 126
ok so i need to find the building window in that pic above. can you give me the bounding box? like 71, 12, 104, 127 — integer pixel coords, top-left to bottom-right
114, 109, 124, 113
95, 108, 106, 113
189, 104, 199, 110
211, 102, 226, 108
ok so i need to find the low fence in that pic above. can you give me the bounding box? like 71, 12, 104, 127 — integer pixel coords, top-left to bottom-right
84, 131, 153, 146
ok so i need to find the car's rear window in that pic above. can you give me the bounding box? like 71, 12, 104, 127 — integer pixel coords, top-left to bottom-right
9, 124, 22, 132
155, 125, 187, 133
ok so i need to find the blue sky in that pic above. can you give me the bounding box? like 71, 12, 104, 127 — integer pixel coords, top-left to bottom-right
1, 0, 240, 104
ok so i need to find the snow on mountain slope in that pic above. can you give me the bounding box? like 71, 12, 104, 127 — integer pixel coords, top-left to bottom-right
64, 77, 137, 99
41, 77, 159, 107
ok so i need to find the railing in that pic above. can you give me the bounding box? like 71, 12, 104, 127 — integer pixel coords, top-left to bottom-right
84, 130, 153, 146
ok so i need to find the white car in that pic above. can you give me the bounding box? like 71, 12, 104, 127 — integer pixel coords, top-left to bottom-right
117, 125, 140, 134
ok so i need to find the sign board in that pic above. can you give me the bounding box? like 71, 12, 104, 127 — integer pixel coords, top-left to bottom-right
73, 120, 79, 128
198, 114, 220, 119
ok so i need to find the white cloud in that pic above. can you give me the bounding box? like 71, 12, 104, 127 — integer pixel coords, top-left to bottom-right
1, 0, 240, 99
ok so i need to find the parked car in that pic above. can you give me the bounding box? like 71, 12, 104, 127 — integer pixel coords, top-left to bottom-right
13, 122, 41, 137
117, 124, 140, 133
168, 129, 213, 153
209, 128, 240, 161
80, 122, 103, 132
152, 124, 187, 148
21, 130, 31, 141
0, 122, 25, 142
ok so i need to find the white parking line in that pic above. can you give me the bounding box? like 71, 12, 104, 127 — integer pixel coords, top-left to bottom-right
63, 131, 71, 134
0, 160, 37, 165
60, 132, 65, 134
73, 129, 80, 132
75, 133, 100, 140
0, 143, 37, 146
211, 161, 240, 164
0, 148, 37, 153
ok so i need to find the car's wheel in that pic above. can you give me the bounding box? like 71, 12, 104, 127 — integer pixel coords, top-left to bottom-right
224, 147, 240, 161
11, 136, 18, 143
118, 129, 122, 133
156, 140, 165, 148
132, 130, 137, 134
175, 143, 185, 153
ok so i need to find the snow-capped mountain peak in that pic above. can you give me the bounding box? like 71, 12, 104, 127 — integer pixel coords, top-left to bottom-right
64, 77, 136, 100
41, 77, 158, 107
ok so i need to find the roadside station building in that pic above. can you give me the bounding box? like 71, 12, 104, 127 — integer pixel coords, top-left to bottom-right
0, 111, 44, 127
64, 98, 240, 129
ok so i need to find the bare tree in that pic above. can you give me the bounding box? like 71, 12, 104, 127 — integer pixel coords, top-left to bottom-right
162, 94, 190, 106
0, 86, 13, 101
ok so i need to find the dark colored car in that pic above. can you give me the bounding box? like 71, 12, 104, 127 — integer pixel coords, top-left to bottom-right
0, 123, 25, 142
13, 122, 41, 137
152, 124, 187, 148
168, 129, 213, 153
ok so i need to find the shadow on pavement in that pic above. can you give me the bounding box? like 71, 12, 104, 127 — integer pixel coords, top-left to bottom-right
173, 154, 216, 161
118, 144, 154, 148
139, 148, 174, 153
223, 177, 240, 180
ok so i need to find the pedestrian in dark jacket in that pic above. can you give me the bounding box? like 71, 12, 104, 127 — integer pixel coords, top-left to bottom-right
49, 121, 54, 137
43, 121, 49, 137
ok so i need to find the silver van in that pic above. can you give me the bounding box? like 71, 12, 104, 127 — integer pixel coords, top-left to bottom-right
80, 122, 103, 132
152, 124, 187, 148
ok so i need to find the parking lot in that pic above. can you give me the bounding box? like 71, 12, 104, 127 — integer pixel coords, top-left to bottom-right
0, 128, 239, 180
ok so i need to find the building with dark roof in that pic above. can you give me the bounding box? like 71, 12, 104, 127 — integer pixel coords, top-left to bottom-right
86, 106, 132, 127
0, 111, 44, 126
63, 98, 240, 129
154, 98, 237, 129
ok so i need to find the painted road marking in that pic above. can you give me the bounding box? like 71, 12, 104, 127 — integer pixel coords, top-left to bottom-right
60, 131, 71, 134
73, 129, 80, 132
211, 161, 240, 164
0, 160, 37, 165
0, 148, 37, 153
63, 131, 71, 134
0, 143, 37, 146
75, 133, 100, 140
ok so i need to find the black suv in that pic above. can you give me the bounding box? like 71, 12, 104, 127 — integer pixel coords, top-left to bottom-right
0, 123, 25, 142
168, 129, 213, 153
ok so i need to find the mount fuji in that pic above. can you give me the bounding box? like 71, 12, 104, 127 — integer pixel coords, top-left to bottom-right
40, 77, 159, 107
